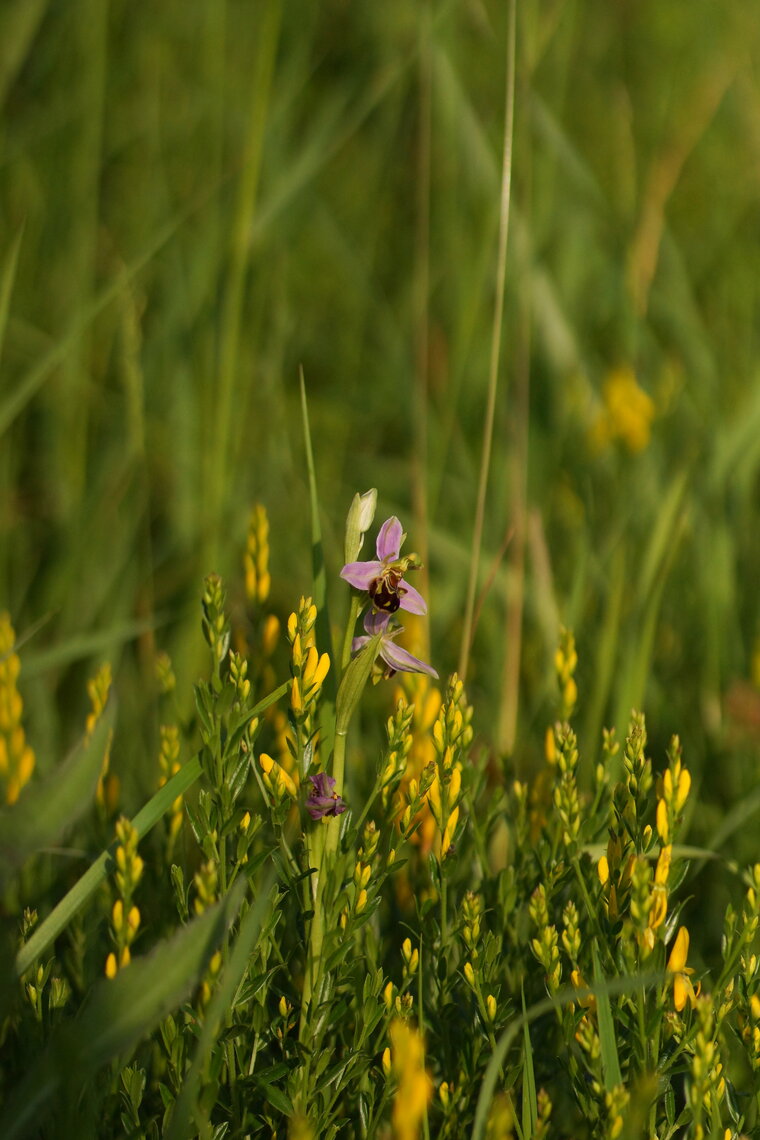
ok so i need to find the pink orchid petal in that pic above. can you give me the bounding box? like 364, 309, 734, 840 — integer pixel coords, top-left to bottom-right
363, 610, 391, 634
376, 516, 403, 561
380, 640, 439, 679
341, 560, 383, 590
351, 634, 371, 654
397, 582, 427, 616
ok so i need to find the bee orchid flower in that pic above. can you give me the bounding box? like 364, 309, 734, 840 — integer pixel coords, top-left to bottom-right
352, 611, 438, 680
341, 516, 427, 616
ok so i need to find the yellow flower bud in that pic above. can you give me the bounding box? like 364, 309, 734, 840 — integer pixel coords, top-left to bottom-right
112, 899, 124, 931
448, 766, 462, 806
667, 926, 689, 974
105, 953, 118, 979
654, 845, 672, 885
656, 799, 669, 842
442, 805, 459, 853
485, 994, 497, 1023
676, 767, 691, 812
597, 855, 609, 886
382, 1047, 392, 1077
356, 889, 368, 914
301, 644, 317, 683
433, 720, 445, 752
464, 962, 475, 987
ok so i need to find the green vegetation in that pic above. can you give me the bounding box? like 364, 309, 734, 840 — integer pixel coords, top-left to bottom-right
2, 0, 760, 1136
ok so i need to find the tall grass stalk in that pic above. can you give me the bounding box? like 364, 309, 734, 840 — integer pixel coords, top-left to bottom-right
458, 0, 517, 683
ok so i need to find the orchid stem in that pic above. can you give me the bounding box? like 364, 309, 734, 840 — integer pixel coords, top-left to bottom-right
299, 821, 326, 1043
341, 596, 362, 673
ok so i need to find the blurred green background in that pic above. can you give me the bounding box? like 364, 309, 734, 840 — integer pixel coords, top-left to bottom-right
2, 0, 760, 879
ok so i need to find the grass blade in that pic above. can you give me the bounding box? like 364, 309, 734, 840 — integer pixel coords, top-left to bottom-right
593, 943, 623, 1090
300, 368, 336, 752
521, 984, 538, 1138
0, 227, 23, 369
0, 704, 115, 885
458, 0, 517, 682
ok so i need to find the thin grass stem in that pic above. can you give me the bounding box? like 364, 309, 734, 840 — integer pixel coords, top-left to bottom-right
458, 0, 517, 682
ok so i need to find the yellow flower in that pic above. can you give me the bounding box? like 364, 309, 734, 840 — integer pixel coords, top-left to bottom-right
667, 926, 698, 1011
389, 1020, 433, 1140
591, 366, 655, 454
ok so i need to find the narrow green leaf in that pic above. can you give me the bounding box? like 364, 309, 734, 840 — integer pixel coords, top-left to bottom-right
334, 635, 382, 738
300, 367, 336, 750
20, 616, 167, 679
251, 1079, 294, 1117
636, 468, 689, 610
520, 985, 537, 1138
1, 884, 245, 1140
0, 227, 23, 369
592, 943, 622, 1091
0, 0, 47, 108
0, 704, 115, 885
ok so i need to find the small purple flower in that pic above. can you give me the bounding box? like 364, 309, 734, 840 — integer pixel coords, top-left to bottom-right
341, 516, 427, 616
352, 611, 438, 680
306, 771, 348, 820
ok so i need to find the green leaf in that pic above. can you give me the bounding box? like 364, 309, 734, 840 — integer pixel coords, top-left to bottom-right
251, 1079, 294, 1117
0, 227, 23, 370
520, 985, 537, 1138
1, 884, 245, 1140
300, 368, 337, 756
0, 703, 115, 886
334, 635, 382, 738
592, 943, 622, 1091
